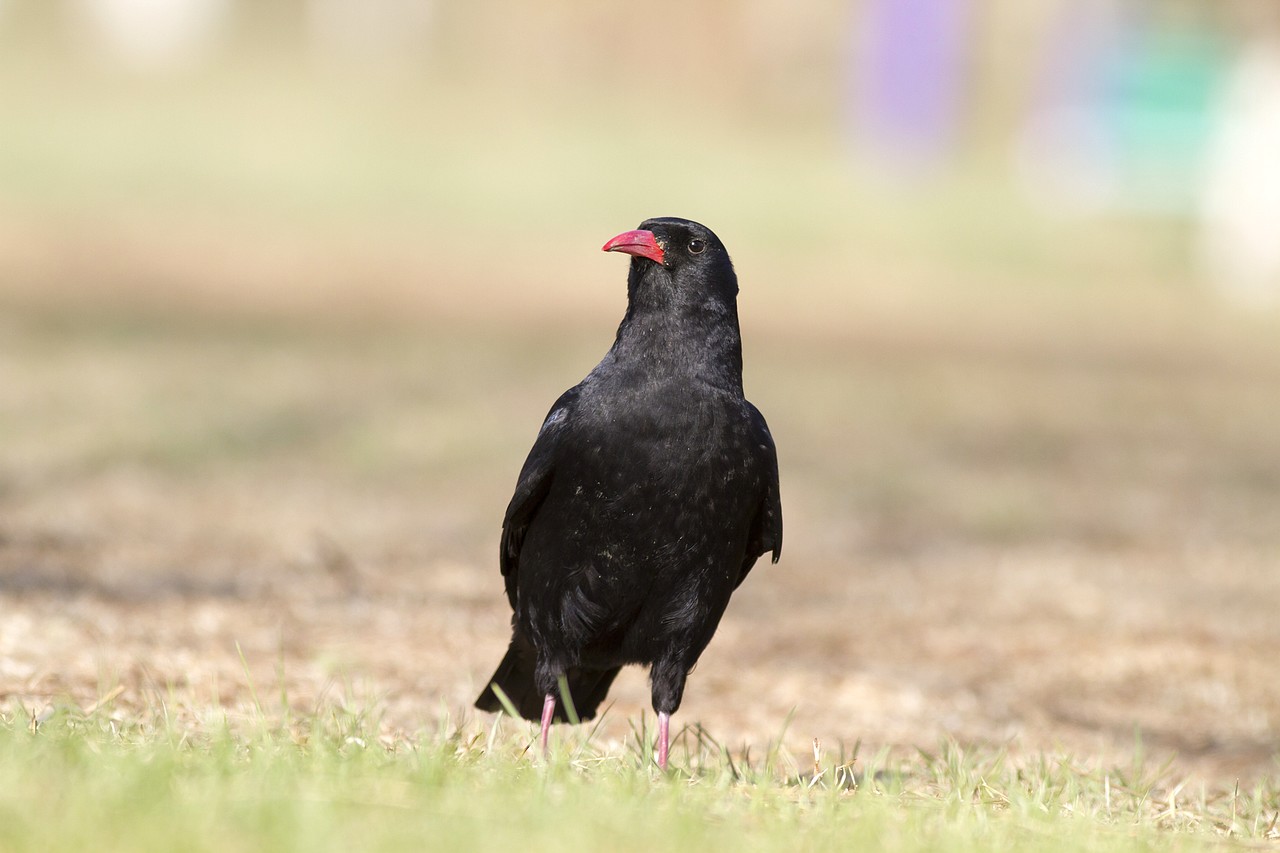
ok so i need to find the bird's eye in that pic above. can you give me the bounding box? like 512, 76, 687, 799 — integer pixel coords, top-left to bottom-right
688, 239, 706, 254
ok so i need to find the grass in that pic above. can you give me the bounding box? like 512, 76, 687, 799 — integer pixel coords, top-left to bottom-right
3, 37, 1280, 853
1, 697, 1275, 853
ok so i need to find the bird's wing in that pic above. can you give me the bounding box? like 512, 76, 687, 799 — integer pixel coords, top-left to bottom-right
737, 402, 783, 588
500, 387, 579, 607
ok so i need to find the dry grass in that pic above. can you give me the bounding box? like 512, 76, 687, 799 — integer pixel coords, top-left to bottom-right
3, 261, 1279, 791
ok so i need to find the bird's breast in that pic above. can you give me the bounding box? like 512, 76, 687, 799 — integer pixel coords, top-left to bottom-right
550, 389, 762, 545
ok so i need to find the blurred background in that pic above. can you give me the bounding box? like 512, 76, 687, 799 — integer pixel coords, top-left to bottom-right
2, 0, 1278, 780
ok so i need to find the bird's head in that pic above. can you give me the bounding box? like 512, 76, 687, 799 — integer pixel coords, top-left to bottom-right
602, 217, 738, 309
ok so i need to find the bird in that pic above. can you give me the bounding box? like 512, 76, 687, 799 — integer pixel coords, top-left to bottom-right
474, 217, 782, 770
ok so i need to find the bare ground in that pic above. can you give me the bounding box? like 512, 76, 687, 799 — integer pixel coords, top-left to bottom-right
2, 226, 1279, 785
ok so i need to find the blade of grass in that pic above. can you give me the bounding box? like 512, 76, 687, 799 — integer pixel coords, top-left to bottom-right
235, 641, 263, 720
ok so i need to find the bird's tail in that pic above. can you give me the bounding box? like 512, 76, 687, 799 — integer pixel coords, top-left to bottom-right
475, 635, 621, 723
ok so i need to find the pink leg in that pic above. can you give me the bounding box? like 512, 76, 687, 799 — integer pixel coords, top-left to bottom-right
656, 712, 670, 770
539, 693, 555, 757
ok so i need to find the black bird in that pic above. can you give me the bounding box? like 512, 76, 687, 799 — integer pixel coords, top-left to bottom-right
475, 217, 782, 769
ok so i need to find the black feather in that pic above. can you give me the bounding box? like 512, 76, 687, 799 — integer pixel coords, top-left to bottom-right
475, 217, 782, 721
475, 632, 620, 721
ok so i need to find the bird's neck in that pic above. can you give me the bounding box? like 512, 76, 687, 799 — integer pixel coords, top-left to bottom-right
609, 299, 745, 394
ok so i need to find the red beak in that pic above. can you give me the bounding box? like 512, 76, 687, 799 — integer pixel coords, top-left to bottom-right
602, 229, 665, 265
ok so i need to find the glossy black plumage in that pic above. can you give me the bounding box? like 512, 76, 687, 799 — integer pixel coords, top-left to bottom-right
475, 217, 782, 735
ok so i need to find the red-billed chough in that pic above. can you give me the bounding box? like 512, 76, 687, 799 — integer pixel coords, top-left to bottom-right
475, 217, 782, 770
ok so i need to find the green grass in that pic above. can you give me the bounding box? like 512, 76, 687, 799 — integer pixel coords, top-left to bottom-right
1, 702, 1272, 853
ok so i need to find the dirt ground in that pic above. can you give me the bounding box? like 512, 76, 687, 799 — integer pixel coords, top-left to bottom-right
2, 226, 1279, 787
